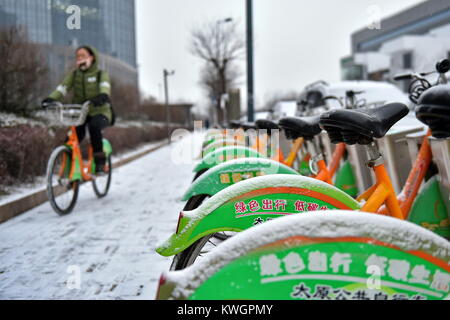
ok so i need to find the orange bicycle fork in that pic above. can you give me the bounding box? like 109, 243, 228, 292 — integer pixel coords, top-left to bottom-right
65, 126, 94, 182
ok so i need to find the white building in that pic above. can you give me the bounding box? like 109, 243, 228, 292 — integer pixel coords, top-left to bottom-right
353, 25, 450, 91
343, 0, 450, 92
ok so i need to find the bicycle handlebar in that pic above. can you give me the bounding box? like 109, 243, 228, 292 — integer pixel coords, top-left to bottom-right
393, 73, 413, 81
43, 101, 91, 126
346, 90, 364, 96
393, 59, 450, 83
42, 101, 90, 109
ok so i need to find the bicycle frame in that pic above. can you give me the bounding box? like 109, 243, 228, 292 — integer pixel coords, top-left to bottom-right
296, 126, 433, 220
60, 124, 113, 182
64, 126, 95, 182
376, 130, 433, 218
358, 159, 404, 219
301, 138, 347, 185
354, 130, 432, 220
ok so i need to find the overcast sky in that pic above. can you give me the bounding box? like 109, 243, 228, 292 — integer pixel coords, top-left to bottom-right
135, 0, 425, 112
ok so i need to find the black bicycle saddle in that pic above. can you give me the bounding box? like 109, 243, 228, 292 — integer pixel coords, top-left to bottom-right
241, 122, 257, 131
319, 103, 409, 145
416, 85, 450, 139
278, 116, 322, 140
255, 119, 280, 131
228, 120, 242, 129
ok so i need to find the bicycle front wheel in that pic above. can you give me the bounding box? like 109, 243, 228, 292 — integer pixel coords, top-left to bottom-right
92, 155, 112, 198
46, 146, 79, 215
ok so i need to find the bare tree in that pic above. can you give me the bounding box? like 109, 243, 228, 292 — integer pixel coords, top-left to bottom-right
110, 76, 141, 119
190, 19, 245, 124
199, 63, 242, 99
0, 26, 49, 115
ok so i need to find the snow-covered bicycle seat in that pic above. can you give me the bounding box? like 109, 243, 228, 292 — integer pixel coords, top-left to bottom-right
228, 120, 242, 129
241, 122, 257, 131
416, 84, 450, 139
255, 119, 279, 131
319, 103, 409, 145
278, 116, 322, 140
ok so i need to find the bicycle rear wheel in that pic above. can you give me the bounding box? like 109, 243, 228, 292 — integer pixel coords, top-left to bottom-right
192, 169, 208, 182
170, 195, 236, 271
92, 155, 112, 198
46, 146, 79, 215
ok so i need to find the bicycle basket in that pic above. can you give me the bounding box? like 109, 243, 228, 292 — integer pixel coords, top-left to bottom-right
47, 104, 89, 126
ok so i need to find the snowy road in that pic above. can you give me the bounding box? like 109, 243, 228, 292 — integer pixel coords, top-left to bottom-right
0, 131, 203, 300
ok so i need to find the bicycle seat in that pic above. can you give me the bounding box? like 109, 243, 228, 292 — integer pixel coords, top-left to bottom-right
278, 116, 322, 140
416, 85, 450, 138
319, 103, 409, 145
255, 119, 279, 131
229, 120, 242, 129
241, 122, 257, 131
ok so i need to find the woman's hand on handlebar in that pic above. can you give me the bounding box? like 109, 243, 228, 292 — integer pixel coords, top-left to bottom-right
41, 97, 57, 109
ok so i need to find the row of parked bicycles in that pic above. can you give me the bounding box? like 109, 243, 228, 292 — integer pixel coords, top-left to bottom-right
155, 60, 450, 300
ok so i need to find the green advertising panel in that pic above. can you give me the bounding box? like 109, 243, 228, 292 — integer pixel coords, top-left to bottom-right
157, 175, 361, 257
194, 146, 265, 173
190, 237, 450, 300
183, 158, 299, 201
189, 187, 359, 240
202, 139, 246, 157
408, 176, 450, 238
202, 135, 225, 148
334, 160, 358, 198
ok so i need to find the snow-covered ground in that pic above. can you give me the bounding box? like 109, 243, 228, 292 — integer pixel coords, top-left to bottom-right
0, 131, 204, 300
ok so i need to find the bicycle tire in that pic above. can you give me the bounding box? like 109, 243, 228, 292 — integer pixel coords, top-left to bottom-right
92, 156, 112, 198
192, 169, 208, 182
170, 194, 234, 270
46, 146, 79, 216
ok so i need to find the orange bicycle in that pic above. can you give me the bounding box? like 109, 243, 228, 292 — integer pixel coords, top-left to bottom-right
44, 102, 113, 215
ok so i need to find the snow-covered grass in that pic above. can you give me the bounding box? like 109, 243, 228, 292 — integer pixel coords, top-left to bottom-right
0, 139, 167, 206
0, 110, 185, 198
0, 131, 204, 300
0, 112, 46, 128
0, 177, 46, 206
0, 111, 174, 129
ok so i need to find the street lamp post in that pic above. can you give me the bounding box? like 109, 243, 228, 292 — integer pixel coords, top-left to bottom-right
163, 69, 175, 143
246, 0, 255, 123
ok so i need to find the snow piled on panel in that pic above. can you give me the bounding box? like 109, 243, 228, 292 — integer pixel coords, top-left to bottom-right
157, 174, 360, 253
164, 211, 450, 299
184, 174, 358, 222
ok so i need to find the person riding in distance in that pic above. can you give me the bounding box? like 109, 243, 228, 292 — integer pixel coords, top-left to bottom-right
42, 45, 114, 174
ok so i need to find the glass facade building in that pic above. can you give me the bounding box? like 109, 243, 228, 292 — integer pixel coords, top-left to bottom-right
0, 0, 52, 44
0, 0, 137, 69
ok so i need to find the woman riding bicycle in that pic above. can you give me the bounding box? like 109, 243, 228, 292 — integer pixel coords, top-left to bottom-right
42, 45, 114, 174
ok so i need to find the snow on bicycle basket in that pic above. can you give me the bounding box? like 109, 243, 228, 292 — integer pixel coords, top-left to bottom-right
46, 103, 90, 127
